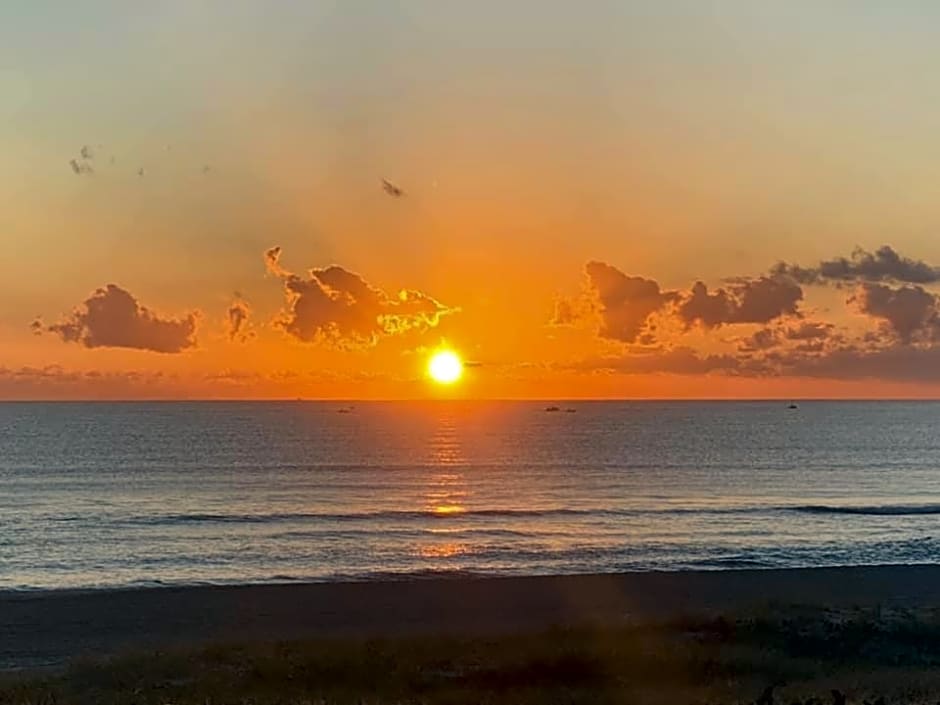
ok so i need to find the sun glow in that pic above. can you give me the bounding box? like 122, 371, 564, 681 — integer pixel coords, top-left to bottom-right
428, 350, 464, 385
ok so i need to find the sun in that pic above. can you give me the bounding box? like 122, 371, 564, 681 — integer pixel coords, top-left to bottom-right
428, 350, 464, 385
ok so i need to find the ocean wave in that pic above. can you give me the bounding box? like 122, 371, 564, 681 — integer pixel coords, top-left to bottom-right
50, 502, 940, 527
789, 504, 940, 516
91, 508, 627, 526
685, 556, 775, 569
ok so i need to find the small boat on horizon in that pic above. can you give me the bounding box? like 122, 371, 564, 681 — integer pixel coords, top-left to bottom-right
545, 406, 560, 412
788, 403, 798, 409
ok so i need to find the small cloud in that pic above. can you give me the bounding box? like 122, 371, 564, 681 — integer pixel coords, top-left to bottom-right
382, 178, 404, 198
69, 158, 93, 175
40, 284, 198, 353
738, 327, 781, 353
226, 294, 254, 343
785, 321, 834, 341
263, 247, 456, 347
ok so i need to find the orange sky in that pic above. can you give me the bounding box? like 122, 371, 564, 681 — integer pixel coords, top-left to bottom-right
5, 3, 940, 399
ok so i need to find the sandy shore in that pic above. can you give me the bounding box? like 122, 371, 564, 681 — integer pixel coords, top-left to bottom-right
4, 565, 940, 671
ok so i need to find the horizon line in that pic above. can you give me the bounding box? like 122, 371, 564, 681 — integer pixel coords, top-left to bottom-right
3, 397, 940, 403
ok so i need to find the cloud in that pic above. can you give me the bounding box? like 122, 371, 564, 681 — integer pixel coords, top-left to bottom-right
677, 277, 803, 328
264, 246, 288, 277
0, 366, 170, 398
41, 284, 198, 353
203, 368, 261, 383
773, 245, 940, 285
226, 294, 253, 343
264, 247, 456, 346
784, 321, 834, 341
850, 283, 940, 343
550, 297, 580, 327
738, 327, 780, 353
381, 178, 405, 198
567, 347, 745, 376
573, 261, 676, 342
774, 344, 940, 383
69, 158, 93, 175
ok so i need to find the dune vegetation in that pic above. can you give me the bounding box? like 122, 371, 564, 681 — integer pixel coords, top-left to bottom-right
6, 606, 940, 704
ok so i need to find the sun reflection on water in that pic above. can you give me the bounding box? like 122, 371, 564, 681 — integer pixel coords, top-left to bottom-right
418, 543, 467, 559
418, 410, 473, 561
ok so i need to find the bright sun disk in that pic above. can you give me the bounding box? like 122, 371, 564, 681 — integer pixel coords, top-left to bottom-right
428, 350, 463, 385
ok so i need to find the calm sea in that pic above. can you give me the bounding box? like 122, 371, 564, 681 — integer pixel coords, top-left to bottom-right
2, 400, 939, 591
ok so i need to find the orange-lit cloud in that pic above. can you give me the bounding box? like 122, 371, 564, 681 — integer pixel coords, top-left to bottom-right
551, 245, 940, 387
552, 261, 676, 342
38, 285, 198, 353
15, 242, 940, 398
264, 246, 456, 347
226, 294, 254, 343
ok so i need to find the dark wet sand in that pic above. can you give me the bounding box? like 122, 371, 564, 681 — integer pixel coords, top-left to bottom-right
4, 565, 940, 670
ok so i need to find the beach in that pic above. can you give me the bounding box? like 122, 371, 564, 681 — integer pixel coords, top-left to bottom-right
5, 565, 940, 671
6, 403, 940, 700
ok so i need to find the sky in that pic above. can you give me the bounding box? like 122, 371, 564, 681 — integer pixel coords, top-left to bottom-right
5, 1, 940, 399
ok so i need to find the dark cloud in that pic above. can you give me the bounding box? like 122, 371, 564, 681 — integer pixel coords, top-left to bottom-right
264, 246, 286, 276
264, 247, 455, 346
785, 321, 834, 341
737, 320, 838, 354
794, 340, 827, 354
738, 328, 780, 353
69, 158, 93, 175
775, 344, 940, 383
850, 283, 939, 343
583, 261, 677, 342
226, 295, 253, 343
68, 145, 97, 175
568, 339, 940, 383
773, 246, 940, 285
382, 178, 405, 197
567, 347, 746, 376
41, 285, 197, 353
677, 277, 802, 328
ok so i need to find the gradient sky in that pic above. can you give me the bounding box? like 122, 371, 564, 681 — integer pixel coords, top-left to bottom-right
5, 1, 940, 398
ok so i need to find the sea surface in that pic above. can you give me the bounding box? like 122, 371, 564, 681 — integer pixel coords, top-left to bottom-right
2, 400, 940, 591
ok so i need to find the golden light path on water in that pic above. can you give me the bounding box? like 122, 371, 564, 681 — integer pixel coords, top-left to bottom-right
420, 409, 470, 561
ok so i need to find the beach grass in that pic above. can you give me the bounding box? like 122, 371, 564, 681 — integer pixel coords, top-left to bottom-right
6, 606, 940, 704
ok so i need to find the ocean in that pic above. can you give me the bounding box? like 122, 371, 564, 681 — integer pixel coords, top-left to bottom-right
2, 400, 939, 591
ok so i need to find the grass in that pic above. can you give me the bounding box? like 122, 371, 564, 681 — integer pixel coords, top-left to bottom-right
6, 606, 940, 704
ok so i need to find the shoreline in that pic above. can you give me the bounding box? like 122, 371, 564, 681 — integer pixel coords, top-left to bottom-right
5, 564, 940, 671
